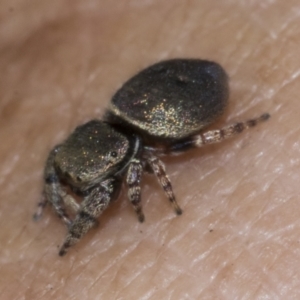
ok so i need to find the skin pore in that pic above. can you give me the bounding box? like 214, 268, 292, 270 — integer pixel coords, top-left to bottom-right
1, 0, 300, 299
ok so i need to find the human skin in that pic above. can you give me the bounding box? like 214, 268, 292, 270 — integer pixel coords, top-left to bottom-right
1, 0, 300, 299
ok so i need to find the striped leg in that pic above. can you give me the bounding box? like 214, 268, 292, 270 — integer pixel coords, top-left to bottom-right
169, 113, 270, 153
34, 146, 71, 226
146, 154, 182, 215
33, 193, 48, 221
126, 159, 144, 222
59, 178, 119, 256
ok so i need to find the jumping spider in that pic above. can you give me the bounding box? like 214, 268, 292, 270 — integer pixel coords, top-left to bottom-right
34, 59, 270, 256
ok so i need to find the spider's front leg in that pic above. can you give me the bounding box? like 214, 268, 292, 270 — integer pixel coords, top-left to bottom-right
59, 178, 121, 256
33, 145, 71, 226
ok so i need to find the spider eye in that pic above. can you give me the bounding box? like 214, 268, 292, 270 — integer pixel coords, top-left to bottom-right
110, 151, 117, 158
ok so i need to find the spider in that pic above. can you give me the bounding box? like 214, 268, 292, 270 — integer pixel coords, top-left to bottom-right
34, 59, 270, 256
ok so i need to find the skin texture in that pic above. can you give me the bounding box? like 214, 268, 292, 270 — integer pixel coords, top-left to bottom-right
0, 0, 299, 299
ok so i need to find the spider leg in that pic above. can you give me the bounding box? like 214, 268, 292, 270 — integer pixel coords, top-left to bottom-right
35, 146, 72, 226
169, 113, 270, 153
59, 178, 120, 256
126, 159, 144, 222
145, 153, 182, 215
33, 192, 48, 221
